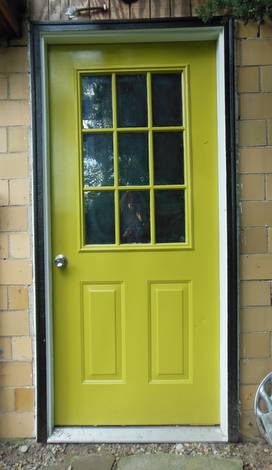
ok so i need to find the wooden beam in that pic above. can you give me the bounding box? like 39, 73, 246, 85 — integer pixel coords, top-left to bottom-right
0, 0, 25, 37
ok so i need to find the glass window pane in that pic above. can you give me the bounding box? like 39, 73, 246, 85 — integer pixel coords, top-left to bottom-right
118, 132, 149, 186
85, 191, 115, 245
120, 191, 150, 244
83, 133, 114, 188
82, 75, 112, 129
152, 73, 182, 127
117, 75, 147, 128
155, 190, 185, 243
153, 132, 184, 185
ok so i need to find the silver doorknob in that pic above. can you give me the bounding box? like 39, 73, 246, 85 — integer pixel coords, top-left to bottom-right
54, 254, 68, 268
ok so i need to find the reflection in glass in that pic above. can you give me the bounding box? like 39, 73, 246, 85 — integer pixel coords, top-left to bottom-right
152, 73, 182, 127
85, 191, 115, 244
83, 133, 114, 187
118, 132, 149, 186
155, 190, 185, 243
153, 132, 184, 185
120, 191, 150, 244
82, 75, 112, 129
117, 75, 147, 128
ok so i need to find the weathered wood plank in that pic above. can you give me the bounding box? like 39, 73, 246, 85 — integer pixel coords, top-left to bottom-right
90, 0, 110, 20
67, 0, 89, 21
151, 0, 170, 18
170, 0, 191, 17
60, 0, 70, 20
110, 0, 130, 19
130, 0, 150, 19
191, 0, 205, 16
49, 0, 61, 20
49, 0, 90, 21
30, 0, 49, 21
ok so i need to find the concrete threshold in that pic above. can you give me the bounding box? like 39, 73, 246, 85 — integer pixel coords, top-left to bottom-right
45, 453, 243, 470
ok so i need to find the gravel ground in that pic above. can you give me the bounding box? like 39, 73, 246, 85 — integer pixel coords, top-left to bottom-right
1, 440, 272, 470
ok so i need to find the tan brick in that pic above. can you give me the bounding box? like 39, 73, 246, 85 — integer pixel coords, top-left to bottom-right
0, 362, 32, 386
240, 147, 272, 173
8, 126, 28, 152
236, 39, 241, 67
238, 67, 259, 92
0, 233, 8, 258
240, 94, 272, 120
15, 388, 34, 412
0, 101, 30, 126
9, 179, 29, 205
239, 120, 266, 146
260, 19, 272, 38
0, 127, 7, 152
241, 307, 272, 332
241, 39, 272, 66
266, 175, 272, 200
240, 174, 265, 201
240, 358, 272, 384
268, 120, 272, 145
268, 228, 272, 253
9, 74, 29, 100
241, 201, 272, 226
8, 286, 28, 310
0, 180, 9, 206
0, 311, 29, 336
238, 21, 259, 39
0, 388, 15, 412
10, 233, 30, 259
0, 154, 28, 178
240, 281, 270, 306
241, 254, 272, 280
0, 48, 28, 74
240, 411, 260, 440
0, 286, 7, 310
0, 259, 32, 284
240, 385, 257, 410
240, 332, 270, 358
240, 227, 267, 254
0, 412, 34, 438
0, 206, 28, 231
0, 337, 12, 360
12, 337, 32, 361
0, 76, 8, 99
260, 66, 272, 92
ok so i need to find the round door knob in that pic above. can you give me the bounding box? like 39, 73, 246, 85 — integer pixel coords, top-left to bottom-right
54, 254, 68, 268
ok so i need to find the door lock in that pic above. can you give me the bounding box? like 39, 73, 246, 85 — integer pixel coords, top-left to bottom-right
54, 254, 68, 269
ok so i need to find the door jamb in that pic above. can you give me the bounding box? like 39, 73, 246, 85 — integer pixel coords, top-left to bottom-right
30, 17, 238, 443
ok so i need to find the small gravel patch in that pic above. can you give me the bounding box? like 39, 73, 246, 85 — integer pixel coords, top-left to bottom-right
0, 440, 272, 470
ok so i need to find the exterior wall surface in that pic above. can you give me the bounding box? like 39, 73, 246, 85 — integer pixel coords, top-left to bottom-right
0, 0, 272, 440
238, 20, 272, 439
0, 30, 34, 437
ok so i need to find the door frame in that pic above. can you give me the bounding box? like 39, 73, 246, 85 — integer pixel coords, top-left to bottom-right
30, 17, 238, 443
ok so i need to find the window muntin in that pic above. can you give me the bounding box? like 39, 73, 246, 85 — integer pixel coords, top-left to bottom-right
79, 70, 190, 249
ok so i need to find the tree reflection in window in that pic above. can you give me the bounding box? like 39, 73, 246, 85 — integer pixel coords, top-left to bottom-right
85, 192, 115, 244
120, 191, 150, 244
82, 76, 112, 129
83, 134, 114, 187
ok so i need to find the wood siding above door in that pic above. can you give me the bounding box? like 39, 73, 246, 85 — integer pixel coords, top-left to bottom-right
29, 0, 204, 21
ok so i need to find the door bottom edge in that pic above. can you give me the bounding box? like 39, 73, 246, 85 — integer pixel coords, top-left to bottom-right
47, 426, 228, 443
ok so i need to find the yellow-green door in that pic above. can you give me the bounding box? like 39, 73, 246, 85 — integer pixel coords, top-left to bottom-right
49, 41, 219, 425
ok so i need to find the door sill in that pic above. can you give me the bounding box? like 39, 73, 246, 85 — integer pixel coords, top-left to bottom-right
47, 426, 228, 443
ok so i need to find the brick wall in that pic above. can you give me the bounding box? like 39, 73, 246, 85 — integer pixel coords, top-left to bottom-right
1, 14, 272, 440
239, 20, 272, 439
0, 32, 34, 437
